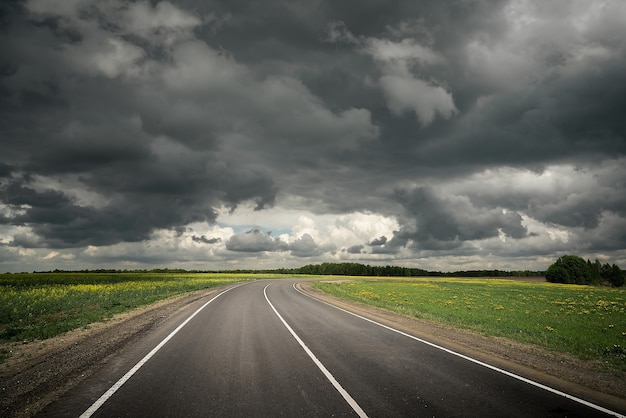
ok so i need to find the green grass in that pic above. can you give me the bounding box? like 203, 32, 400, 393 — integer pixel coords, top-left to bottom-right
0, 272, 264, 344
313, 278, 626, 371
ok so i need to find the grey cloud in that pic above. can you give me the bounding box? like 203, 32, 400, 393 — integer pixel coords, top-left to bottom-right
368, 236, 388, 246
225, 229, 288, 253
289, 233, 323, 257
392, 187, 527, 250
0, 174, 222, 248
532, 185, 626, 232
225, 231, 338, 257
192, 235, 221, 244
368, 236, 398, 255
458, 163, 626, 232
346, 244, 364, 254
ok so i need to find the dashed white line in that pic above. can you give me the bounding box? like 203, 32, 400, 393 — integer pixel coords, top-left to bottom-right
293, 282, 626, 418
263, 284, 369, 418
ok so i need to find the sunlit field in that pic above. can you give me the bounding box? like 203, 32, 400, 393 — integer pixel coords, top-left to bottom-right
314, 278, 626, 371
0, 272, 263, 347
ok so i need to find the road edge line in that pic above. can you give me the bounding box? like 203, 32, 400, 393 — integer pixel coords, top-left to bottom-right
293, 282, 626, 418
79, 283, 244, 418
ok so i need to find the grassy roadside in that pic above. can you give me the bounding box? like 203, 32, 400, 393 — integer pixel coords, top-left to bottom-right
313, 277, 626, 372
0, 272, 266, 351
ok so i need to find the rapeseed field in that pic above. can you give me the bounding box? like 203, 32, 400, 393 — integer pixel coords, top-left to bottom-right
0, 272, 259, 347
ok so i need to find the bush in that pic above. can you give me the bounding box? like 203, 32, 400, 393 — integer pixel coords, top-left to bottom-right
546, 255, 592, 285
545, 264, 570, 284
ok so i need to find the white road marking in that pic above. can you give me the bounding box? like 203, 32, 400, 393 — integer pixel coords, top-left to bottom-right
80, 284, 244, 418
263, 284, 369, 418
293, 282, 626, 418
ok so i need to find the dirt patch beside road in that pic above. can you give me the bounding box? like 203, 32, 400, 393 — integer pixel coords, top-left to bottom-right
1, 280, 625, 417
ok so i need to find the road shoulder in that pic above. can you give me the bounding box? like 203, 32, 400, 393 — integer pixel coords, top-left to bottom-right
0, 287, 226, 418
298, 281, 626, 415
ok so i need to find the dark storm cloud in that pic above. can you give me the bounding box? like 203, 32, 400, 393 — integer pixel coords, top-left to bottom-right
1, 0, 626, 270
0, 176, 215, 247
456, 164, 626, 231
311, 1, 626, 176
0, 1, 278, 248
392, 187, 527, 250
0, 164, 12, 178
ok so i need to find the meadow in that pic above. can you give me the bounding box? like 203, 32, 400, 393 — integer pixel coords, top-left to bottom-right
313, 278, 626, 371
3, 272, 626, 372
0, 272, 263, 353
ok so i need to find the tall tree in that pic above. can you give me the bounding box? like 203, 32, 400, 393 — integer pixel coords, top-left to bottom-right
545, 255, 591, 285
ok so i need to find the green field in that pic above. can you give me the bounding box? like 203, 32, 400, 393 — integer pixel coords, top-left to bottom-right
314, 278, 626, 371
3, 273, 626, 372
0, 272, 263, 353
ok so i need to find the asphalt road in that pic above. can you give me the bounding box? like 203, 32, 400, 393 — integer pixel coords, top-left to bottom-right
38, 280, 624, 417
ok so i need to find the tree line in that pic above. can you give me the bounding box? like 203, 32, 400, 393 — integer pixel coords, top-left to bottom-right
27, 264, 543, 278
282, 263, 543, 278
545, 255, 624, 287
26, 258, 624, 287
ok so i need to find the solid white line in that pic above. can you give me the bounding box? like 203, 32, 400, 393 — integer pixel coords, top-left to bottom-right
293, 282, 626, 418
263, 284, 369, 418
80, 284, 244, 418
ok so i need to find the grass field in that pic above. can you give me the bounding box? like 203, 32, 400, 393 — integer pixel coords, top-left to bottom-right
313, 278, 626, 371
0, 272, 263, 353
3, 273, 625, 371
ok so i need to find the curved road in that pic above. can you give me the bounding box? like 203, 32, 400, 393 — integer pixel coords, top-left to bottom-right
38, 280, 624, 417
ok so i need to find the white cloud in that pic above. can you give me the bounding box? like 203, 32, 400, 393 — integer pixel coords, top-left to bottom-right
379, 73, 457, 125
80, 38, 146, 78
219, 206, 398, 255
43, 251, 75, 261
43, 251, 60, 260
364, 38, 442, 65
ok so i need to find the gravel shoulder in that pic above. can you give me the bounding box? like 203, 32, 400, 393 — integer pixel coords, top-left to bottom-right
1, 281, 625, 417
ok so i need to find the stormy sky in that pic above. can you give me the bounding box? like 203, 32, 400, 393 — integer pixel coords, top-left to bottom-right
1, 0, 625, 272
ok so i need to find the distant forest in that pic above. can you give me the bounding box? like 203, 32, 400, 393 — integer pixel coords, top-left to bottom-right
276, 263, 543, 277
35, 263, 545, 278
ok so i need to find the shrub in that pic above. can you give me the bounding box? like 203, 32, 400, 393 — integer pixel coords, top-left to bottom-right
546, 255, 591, 285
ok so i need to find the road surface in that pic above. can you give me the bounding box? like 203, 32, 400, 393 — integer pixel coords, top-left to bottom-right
38, 280, 624, 417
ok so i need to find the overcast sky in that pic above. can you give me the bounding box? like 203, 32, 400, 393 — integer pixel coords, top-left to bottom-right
1, 0, 625, 273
